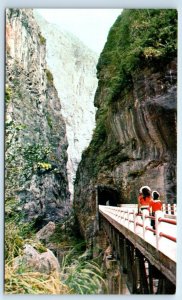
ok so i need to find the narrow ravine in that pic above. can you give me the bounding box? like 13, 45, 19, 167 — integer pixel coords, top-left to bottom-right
5, 8, 177, 295
34, 11, 98, 201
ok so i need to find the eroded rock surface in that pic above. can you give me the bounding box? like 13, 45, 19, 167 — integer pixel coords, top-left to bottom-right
74, 10, 177, 241
36, 221, 56, 241
6, 9, 70, 222
34, 11, 98, 200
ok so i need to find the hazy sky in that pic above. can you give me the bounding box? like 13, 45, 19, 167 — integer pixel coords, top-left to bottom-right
37, 9, 122, 53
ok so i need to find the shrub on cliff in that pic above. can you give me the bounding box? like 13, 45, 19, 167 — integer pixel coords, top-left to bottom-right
5, 218, 106, 294
46, 69, 54, 83
97, 9, 177, 104
79, 9, 177, 179
38, 33, 46, 45
5, 265, 71, 294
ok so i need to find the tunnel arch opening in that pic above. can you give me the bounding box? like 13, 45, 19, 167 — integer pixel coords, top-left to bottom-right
97, 185, 120, 206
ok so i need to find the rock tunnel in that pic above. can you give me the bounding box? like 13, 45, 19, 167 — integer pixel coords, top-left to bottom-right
96, 185, 120, 206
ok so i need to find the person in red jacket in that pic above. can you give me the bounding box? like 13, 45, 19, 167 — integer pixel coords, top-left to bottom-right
138, 186, 152, 213
150, 190, 162, 231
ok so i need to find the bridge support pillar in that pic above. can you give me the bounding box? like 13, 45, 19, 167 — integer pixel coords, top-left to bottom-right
137, 251, 149, 294
99, 213, 176, 294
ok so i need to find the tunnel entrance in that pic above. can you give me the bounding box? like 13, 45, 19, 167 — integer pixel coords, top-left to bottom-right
97, 185, 120, 206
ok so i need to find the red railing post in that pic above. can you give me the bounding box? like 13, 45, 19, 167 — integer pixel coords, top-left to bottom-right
155, 211, 164, 249
124, 209, 128, 227
121, 208, 125, 224
142, 209, 150, 240
162, 203, 166, 213
134, 210, 138, 234
127, 210, 130, 228
173, 204, 177, 215
118, 208, 121, 220
167, 203, 171, 215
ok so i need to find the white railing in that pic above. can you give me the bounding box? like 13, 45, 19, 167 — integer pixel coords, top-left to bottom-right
118, 203, 177, 216
162, 203, 177, 215
99, 205, 177, 262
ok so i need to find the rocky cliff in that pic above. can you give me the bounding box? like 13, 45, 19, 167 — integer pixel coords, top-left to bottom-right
33, 11, 98, 200
74, 9, 177, 240
5, 9, 70, 223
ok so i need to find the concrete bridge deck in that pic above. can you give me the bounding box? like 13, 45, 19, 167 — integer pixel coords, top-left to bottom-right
99, 204, 176, 291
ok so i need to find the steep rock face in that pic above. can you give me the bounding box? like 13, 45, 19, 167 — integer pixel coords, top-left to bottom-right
74, 9, 177, 240
5, 9, 70, 222
34, 11, 98, 200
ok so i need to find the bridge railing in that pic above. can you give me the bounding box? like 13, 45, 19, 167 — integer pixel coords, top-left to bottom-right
162, 203, 177, 215
99, 205, 177, 262
118, 203, 177, 216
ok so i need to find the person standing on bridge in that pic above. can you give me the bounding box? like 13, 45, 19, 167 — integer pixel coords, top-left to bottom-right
138, 186, 152, 213
150, 191, 162, 232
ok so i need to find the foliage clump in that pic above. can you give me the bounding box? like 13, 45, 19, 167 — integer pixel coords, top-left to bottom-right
37, 162, 52, 171
5, 266, 71, 294
46, 69, 53, 83
62, 258, 106, 294
97, 9, 177, 104
5, 216, 106, 294
46, 113, 53, 128
5, 85, 12, 104
79, 9, 177, 179
5, 115, 54, 200
38, 33, 46, 45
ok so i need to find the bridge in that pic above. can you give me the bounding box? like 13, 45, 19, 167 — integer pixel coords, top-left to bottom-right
99, 204, 176, 294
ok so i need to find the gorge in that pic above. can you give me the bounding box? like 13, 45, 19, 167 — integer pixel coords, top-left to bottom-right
34, 11, 98, 200
5, 8, 177, 295
74, 9, 177, 244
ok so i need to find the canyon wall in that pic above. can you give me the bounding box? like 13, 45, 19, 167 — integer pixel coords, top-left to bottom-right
74, 9, 177, 240
34, 11, 98, 200
5, 9, 70, 223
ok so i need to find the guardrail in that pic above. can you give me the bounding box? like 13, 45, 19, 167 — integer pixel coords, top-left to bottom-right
119, 203, 177, 216
162, 203, 177, 215
99, 205, 177, 262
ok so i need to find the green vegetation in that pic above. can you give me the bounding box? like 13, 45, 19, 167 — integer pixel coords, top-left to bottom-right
5, 213, 36, 262
5, 120, 26, 199
5, 85, 12, 104
37, 162, 52, 171
128, 169, 145, 178
5, 267, 71, 294
5, 220, 71, 294
5, 215, 106, 294
62, 258, 106, 294
78, 9, 177, 179
97, 9, 177, 104
5, 221, 24, 261
46, 69, 53, 83
5, 123, 53, 201
91, 108, 108, 150
22, 143, 53, 178
38, 33, 46, 45
46, 113, 53, 128
49, 221, 106, 294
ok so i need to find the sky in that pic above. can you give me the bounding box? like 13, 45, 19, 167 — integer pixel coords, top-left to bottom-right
37, 9, 122, 53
